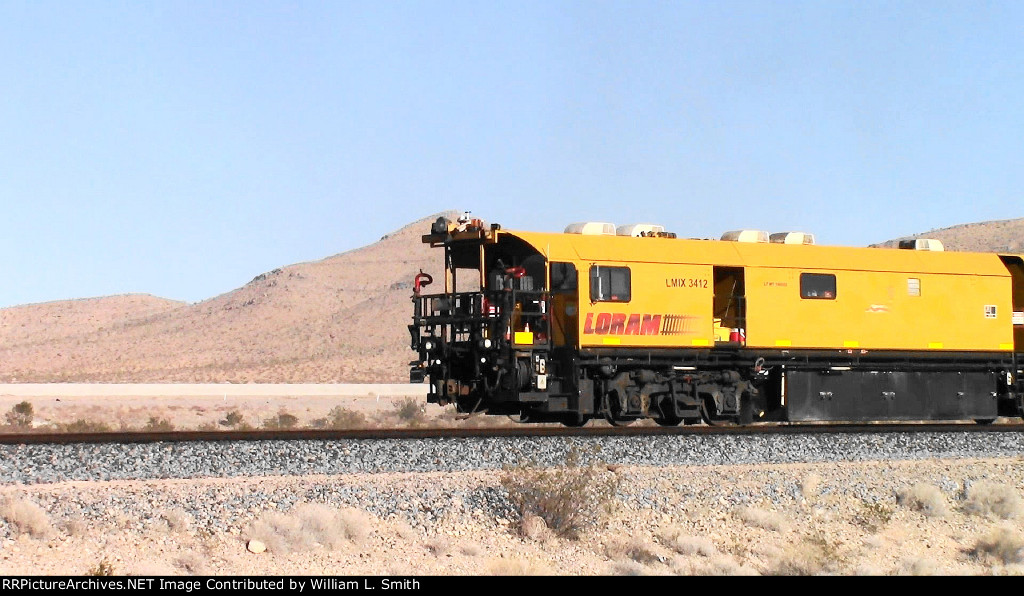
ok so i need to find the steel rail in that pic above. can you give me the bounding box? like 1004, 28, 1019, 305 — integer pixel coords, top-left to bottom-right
0, 422, 1020, 445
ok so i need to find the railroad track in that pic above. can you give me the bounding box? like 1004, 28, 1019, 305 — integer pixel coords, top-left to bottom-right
1, 421, 1021, 445
4, 422, 1024, 485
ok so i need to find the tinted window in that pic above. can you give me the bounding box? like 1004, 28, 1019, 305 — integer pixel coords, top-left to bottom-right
800, 273, 836, 300
550, 262, 578, 292
590, 266, 631, 302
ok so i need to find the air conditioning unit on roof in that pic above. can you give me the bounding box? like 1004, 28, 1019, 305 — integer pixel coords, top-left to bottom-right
720, 230, 770, 243
770, 231, 816, 245
898, 238, 944, 251
564, 222, 616, 235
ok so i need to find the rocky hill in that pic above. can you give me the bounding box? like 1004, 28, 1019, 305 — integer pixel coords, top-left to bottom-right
871, 217, 1024, 253
0, 212, 454, 383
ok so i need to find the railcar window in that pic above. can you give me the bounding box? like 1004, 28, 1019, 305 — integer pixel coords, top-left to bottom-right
551, 262, 578, 292
800, 273, 836, 300
590, 266, 631, 302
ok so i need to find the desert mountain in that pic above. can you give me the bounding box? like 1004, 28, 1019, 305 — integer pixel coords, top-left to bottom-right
871, 217, 1024, 253
0, 213, 1018, 384
0, 212, 456, 383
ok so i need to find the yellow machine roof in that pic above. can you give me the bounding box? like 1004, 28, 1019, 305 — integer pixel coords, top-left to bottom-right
502, 230, 1011, 277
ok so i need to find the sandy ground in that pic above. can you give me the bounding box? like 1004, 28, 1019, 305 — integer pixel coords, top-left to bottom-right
0, 393, 455, 432
2, 459, 1024, 576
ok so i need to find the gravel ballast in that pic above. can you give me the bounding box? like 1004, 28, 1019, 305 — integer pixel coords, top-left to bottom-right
3, 430, 1024, 485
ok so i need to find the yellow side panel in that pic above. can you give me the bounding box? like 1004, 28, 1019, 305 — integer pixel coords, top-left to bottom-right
745, 269, 1013, 351
578, 262, 714, 348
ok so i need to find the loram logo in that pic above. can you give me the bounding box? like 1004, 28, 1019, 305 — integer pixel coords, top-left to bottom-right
583, 313, 698, 336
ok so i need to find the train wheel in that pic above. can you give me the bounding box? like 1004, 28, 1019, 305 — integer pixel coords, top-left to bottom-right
655, 413, 683, 427
561, 415, 588, 428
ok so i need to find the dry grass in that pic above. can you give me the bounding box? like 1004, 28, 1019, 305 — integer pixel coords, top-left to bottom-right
500, 450, 621, 539
59, 419, 113, 433
734, 506, 788, 531
801, 473, 822, 503
605, 537, 665, 565
0, 495, 54, 539
971, 525, 1024, 565
485, 557, 554, 575
896, 557, 938, 576
163, 508, 193, 533
61, 517, 89, 537
245, 504, 372, 554
962, 481, 1023, 520
173, 552, 207, 575
895, 483, 949, 517
422, 537, 450, 557
766, 537, 830, 575
659, 529, 718, 557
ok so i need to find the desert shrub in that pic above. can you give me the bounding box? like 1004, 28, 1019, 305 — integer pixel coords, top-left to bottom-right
221, 410, 244, 427
5, 401, 33, 427
143, 417, 174, 432
896, 483, 948, 517
163, 509, 193, 533
393, 397, 426, 425
500, 450, 620, 539
971, 525, 1024, 565
0, 496, 54, 538
856, 501, 894, 532
245, 504, 371, 554
87, 560, 116, 576
800, 474, 822, 502
326, 406, 368, 429
262, 411, 299, 430
734, 506, 787, 531
60, 419, 112, 433
962, 481, 1023, 520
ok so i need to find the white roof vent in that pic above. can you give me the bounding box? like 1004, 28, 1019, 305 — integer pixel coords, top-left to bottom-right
770, 231, 816, 245
898, 238, 944, 251
721, 230, 770, 243
616, 223, 666, 237
564, 222, 616, 235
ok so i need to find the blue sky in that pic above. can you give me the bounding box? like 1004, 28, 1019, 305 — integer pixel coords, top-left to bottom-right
1, 1, 1021, 308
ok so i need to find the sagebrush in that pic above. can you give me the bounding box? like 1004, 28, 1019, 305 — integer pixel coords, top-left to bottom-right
500, 450, 620, 538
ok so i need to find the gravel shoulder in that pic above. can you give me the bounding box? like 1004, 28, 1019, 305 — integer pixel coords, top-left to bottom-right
3, 458, 1024, 576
